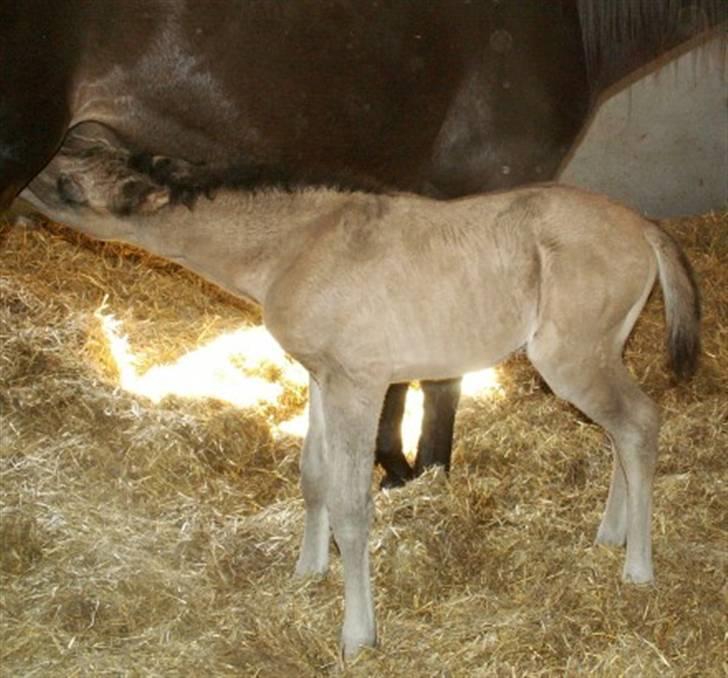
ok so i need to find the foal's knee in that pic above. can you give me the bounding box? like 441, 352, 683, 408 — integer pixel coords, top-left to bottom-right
328, 492, 372, 541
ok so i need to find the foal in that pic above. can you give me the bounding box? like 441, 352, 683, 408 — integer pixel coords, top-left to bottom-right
23, 145, 700, 658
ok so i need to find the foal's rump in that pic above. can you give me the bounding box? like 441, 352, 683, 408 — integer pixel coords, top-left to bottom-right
533, 189, 656, 340
529, 186, 700, 379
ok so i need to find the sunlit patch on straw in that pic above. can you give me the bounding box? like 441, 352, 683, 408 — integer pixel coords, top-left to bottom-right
276, 407, 310, 438
461, 368, 501, 398
95, 304, 307, 412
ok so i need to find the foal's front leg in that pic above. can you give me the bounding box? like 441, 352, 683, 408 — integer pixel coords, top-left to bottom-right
295, 377, 330, 576
320, 373, 386, 658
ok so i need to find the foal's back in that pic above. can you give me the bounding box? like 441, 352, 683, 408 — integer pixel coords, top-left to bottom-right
285, 184, 657, 383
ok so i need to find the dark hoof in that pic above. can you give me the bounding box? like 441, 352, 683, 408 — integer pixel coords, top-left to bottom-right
379, 469, 414, 490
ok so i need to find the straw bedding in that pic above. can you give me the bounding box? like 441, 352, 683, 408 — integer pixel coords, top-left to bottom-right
0, 208, 726, 676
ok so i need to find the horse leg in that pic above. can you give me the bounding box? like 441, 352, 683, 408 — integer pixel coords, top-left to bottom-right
528, 339, 659, 584
0, 9, 78, 210
415, 377, 462, 475
0, 103, 69, 211
375, 382, 414, 488
603, 378, 658, 584
319, 373, 386, 658
295, 376, 330, 576
595, 452, 628, 546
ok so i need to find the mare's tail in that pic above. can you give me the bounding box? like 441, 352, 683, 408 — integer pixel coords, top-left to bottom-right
643, 222, 701, 380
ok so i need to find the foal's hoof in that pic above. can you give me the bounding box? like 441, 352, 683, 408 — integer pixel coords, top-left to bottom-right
621, 564, 655, 586
594, 525, 627, 548
294, 563, 327, 579
294, 556, 328, 578
341, 629, 377, 661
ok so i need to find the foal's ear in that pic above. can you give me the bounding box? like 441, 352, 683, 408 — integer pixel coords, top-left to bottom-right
113, 179, 170, 215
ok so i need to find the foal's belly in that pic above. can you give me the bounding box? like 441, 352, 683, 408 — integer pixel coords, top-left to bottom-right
386, 301, 535, 383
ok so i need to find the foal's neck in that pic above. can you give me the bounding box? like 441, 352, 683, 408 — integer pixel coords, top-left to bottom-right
140, 188, 356, 303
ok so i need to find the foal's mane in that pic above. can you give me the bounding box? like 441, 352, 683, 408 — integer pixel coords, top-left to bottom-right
127, 152, 386, 211
577, 0, 726, 89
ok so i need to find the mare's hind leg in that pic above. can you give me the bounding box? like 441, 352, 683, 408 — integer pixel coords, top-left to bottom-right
375, 377, 462, 488
528, 338, 659, 584
415, 377, 462, 474
375, 383, 414, 488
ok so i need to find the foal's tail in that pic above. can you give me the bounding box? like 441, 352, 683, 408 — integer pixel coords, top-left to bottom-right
643, 221, 701, 380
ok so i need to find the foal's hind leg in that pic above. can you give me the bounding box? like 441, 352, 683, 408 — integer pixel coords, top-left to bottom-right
596, 452, 628, 547
528, 340, 659, 584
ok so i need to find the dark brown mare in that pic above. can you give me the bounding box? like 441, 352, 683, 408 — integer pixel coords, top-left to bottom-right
1, 0, 725, 487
